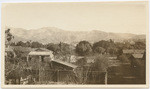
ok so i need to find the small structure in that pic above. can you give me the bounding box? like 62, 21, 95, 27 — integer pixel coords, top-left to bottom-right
27, 48, 54, 62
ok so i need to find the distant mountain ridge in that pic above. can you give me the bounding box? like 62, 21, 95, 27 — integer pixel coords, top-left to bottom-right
7, 27, 146, 44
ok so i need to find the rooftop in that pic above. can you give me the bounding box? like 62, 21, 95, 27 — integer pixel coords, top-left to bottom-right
51, 59, 77, 69
132, 54, 144, 59
28, 51, 53, 56
123, 49, 145, 54
28, 48, 53, 56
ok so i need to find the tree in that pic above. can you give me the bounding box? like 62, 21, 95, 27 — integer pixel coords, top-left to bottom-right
93, 40, 109, 50
76, 41, 92, 56
93, 47, 105, 54
16, 41, 25, 46
75, 57, 87, 66
46, 43, 60, 54
5, 29, 14, 47
5, 29, 14, 42
134, 41, 145, 49
93, 40, 109, 54
107, 47, 118, 55
117, 54, 129, 63
31, 41, 43, 48
59, 42, 72, 55
117, 48, 123, 55
25, 41, 31, 47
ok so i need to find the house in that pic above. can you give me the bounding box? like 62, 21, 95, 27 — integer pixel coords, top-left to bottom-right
27, 48, 54, 62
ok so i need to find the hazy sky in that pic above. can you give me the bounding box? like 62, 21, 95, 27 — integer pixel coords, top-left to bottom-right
2, 2, 148, 34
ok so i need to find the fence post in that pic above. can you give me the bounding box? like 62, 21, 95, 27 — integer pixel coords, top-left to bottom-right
105, 71, 107, 84
57, 70, 59, 83
39, 56, 41, 82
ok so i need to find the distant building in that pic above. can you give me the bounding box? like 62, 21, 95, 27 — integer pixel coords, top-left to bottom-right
122, 49, 145, 59
123, 49, 145, 54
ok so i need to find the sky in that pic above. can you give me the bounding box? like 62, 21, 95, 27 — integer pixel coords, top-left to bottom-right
2, 2, 148, 34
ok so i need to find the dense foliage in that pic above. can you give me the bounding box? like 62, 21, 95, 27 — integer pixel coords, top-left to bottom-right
76, 41, 92, 56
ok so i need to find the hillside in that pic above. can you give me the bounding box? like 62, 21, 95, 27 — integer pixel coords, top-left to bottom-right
7, 27, 146, 44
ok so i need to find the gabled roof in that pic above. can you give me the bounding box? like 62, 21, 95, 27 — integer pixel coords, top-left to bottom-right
51, 60, 77, 69
132, 54, 143, 59
123, 49, 145, 54
28, 51, 53, 56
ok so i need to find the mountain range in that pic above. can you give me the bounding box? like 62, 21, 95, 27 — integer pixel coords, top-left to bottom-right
7, 27, 146, 44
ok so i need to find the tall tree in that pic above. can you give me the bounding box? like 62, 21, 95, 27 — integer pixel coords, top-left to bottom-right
5, 29, 14, 47
76, 41, 92, 56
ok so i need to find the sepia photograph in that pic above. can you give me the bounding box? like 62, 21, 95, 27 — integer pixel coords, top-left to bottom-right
1, 1, 149, 87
